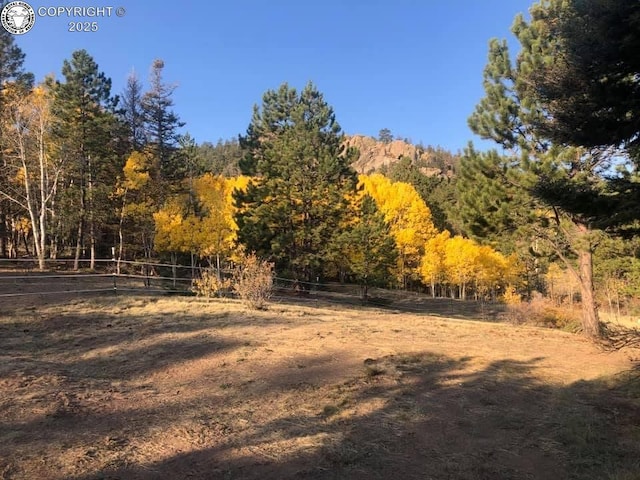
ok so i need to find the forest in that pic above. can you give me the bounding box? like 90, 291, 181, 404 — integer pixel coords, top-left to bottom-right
1, 0, 639, 340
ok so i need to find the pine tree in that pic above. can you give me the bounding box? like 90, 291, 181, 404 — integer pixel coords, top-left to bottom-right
197, 138, 243, 177
456, 145, 530, 249
0, 25, 33, 90
141, 59, 185, 184
52, 49, 120, 269
235, 82, 358, 282
121, 70, 145, 151
333, 194, 397, 299
378, 128, 393, 144
522, 0, 640, 153
466, 2, 610, 337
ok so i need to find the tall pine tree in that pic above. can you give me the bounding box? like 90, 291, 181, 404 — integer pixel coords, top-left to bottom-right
465, 1, 612, 338
333, 194, 397, 299
121, 70, 145, 152
522, 0, 640, 153
141, 59, 185, 185
235, 82, 358, 282
52, 49, 120, 269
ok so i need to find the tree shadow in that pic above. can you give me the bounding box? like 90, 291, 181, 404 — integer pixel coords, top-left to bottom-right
273, 288, 506, 323
63, 352, 640, 480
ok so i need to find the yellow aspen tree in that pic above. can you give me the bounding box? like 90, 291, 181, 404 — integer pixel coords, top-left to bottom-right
420, 230, 451, 298
475, 245, 509, 300
443, 235, 481, 300
0, 84, 60, 271
193, 174, 241, 278
117, 150, 162, 265
360, 173, 437, 288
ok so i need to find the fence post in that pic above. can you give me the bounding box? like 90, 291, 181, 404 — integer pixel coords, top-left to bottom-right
111, 247, 117, 296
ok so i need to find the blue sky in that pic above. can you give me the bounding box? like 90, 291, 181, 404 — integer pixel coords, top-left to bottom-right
15, 0, 534, 153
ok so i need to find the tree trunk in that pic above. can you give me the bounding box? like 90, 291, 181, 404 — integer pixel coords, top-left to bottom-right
216, 253, 221, 283
22, 232, 30, 256
117, 189, 127, 275
74, 181, 86, 270
74, 218, 84, 270
37, 199, 46, 271
191, 251, 196, 281
0, 205, 7, 258
578, 248, 600, 338
89, 218, 96, 270
88, 159, 96, 270
171, 252, 177, 289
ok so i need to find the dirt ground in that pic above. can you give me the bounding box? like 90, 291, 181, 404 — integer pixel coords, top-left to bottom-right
1, 293, 639, 480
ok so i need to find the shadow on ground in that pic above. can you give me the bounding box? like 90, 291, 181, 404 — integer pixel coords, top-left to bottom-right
272, 286, 506, 322
1, 296, 639, 480
63, 354, 640, 480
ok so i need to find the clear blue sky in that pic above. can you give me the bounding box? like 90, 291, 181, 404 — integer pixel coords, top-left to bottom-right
15, 0, 534, 153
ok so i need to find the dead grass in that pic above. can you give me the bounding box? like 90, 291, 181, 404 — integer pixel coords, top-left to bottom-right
0, 294, 638, 480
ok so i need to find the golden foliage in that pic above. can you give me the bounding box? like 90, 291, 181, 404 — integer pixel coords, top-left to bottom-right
420, 230, 451, 286
153, 174, 249, 260
420, 232, 519, 299
192, 269, 232, 299
359, 173, 437, 284
502, 285, 522, 305
122, 152, 152, 190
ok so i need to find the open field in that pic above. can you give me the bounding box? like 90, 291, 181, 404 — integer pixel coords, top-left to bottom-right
1, 294, 639, 480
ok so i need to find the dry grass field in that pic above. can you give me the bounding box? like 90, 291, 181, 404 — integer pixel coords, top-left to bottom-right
1, 292, 639, 480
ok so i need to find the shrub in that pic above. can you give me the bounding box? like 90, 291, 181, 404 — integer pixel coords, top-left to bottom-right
192, 269, 231, 299
504, 293, 582, 333
502, 285, 522, 305
233, 253, 274, 309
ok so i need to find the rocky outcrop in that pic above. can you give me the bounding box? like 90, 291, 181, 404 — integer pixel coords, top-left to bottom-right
345, 135, 448, 176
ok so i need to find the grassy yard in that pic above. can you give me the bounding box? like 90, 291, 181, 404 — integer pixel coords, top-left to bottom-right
0, 295, 639, 479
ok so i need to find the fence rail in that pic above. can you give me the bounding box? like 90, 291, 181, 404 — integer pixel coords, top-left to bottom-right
0, 257, 504, 320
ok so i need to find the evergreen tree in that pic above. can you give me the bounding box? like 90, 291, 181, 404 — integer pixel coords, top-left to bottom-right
121, 70, 145, 151
52, 49, 120, 268
235, 82, 358, 282
141, 59, 185, 184
378, 128, 393, 144
0, 23, 33, 90
522, 0, 640, 153
333, 194, 397, 299
456, 146, 530, 249
466, 2, 611, 338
